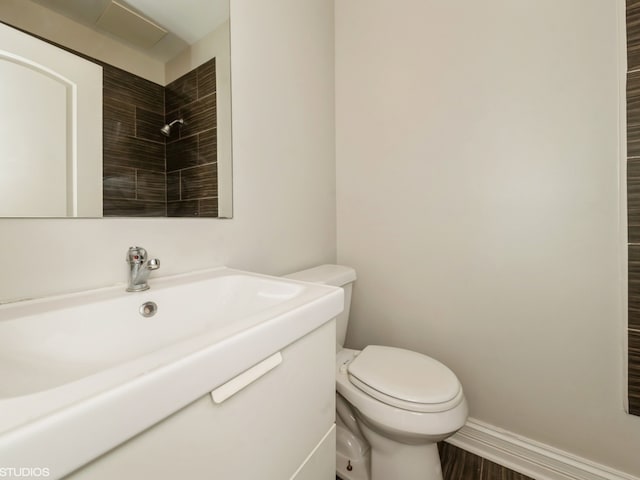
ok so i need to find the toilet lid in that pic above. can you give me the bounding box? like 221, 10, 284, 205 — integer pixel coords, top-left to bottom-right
347, 345, 463, 413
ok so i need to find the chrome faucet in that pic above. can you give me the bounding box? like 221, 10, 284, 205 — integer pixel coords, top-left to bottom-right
126, 246, 160, 292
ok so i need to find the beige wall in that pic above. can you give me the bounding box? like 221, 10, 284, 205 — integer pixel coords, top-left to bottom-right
0, 0, 335, 302
336, 0, 640, 475
0, 0, 165, 83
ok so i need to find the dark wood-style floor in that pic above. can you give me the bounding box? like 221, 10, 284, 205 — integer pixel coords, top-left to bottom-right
337, 442, 534, 480
439, 442, 534, 479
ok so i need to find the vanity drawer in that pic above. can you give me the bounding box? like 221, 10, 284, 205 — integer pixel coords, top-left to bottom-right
66, 320, 336, 480
291, 425, 336, 480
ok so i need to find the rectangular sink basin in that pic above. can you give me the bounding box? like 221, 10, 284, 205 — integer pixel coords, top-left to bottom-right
0, 267, 343, 479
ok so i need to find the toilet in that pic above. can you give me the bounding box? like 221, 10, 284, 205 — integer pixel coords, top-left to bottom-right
285, 265, 468, 480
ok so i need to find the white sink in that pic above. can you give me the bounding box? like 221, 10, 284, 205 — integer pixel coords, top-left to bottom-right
0, 267, 343, 478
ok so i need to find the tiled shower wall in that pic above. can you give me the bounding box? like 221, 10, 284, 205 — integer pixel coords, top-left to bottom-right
102, 59, 218, 217
627, 0, 640, 416
103, 65, 167, 216
165, 59, 218, 217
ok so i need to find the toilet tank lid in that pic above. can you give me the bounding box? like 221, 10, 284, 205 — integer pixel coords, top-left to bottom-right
284, 264, 356, 287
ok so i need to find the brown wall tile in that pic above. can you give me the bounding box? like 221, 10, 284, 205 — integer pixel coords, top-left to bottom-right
199, 198, 219, 217
628, 1, 640, 70
137, 170, 166, 202
199, 128, 218, 164
167, 200, 199, 217
167, 171, 181, 202
181, 164, 218, 200
180, 94, 216, 137
104, 133, 165, 172
167, 135, 199, 171
166, 69, 197, 114
103, 97, 135, 138
102, 54, 217, 217
104, 65, 164, 114
103, 198, 165, 217
103, 165, 136, 199
629, 330, 640, 415
628, 71, 640, 127
136, 108, 166, 143
630, 4, 640, 417
197, 58, 216, 97
630, 246, 640, 330
628, 124, 640, 158
628, 161, 640, 243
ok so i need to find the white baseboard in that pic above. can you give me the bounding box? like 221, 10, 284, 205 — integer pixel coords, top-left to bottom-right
447, 418, 639, 480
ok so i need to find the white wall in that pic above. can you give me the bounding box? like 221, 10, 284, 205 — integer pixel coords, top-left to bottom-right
336, 0, 640, 475
0, 0, 335, 302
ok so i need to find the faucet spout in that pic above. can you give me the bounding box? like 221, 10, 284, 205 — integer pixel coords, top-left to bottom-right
126, 246, 160, 292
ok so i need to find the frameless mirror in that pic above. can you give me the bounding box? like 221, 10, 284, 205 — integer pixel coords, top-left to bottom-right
0, 0, 232, 218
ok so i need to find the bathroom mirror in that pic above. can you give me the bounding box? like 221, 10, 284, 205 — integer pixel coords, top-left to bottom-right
0, 0, 232, 218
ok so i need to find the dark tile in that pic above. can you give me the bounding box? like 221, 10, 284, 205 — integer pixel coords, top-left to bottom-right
180, 94, 216, 137
628, 71, 640, 127
103, 65, 164, 114
136, 107, 166, 143
104, 133, 165, 172
197, 58, 216, 98
103, 198, 165, 217
630, 330, 640, 415
166, 69, 198, 114
629, 0, 640, 70
199, 197, 218, 217
103, 165, 135, 199
137, 170, 166, 202
199, 129, 218, 164
630, 124, 640, 158
167, 135, 199, 172
481, 459, 534, 480
167, 171, 181, 202
439, 443, 482, 480
631, 246, 640, 330
103, 97, 135, 138
629, 161, 640, 243
167, 200, 199, 217
181, 163, 218, 200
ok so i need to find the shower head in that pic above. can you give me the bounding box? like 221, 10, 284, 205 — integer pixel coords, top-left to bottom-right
160, 118, 184, 137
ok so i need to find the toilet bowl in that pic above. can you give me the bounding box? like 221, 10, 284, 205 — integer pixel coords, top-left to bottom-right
285, 265, 468, 480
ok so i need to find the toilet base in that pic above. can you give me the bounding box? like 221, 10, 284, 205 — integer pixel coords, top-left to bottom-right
359, 420, 443, 480
335, 421, 370, 480
336, 448, 370, 480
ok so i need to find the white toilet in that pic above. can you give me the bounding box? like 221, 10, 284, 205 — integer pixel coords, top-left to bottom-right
285, 265, 468, 480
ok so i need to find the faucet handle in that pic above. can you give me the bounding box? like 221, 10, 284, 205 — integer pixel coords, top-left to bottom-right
147, 257, 160, 270
127, 246, 147, 264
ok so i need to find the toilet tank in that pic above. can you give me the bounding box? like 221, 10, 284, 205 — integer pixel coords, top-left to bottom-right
284, 265, 356, 348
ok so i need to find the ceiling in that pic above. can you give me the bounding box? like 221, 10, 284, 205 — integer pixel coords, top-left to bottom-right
30, 0, 229, 62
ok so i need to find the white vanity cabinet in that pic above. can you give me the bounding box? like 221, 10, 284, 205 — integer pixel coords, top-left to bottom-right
66, 320, 336, 480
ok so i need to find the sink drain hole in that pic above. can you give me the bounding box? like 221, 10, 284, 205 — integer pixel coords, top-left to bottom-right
139, 301, 158, 317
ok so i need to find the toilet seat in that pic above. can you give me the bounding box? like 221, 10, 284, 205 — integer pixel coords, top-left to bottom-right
347, 346, 463, 413
336, 348, 468, 439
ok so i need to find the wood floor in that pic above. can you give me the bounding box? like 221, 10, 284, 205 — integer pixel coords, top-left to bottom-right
439, 442, 534, 479
337, 442, 534, 480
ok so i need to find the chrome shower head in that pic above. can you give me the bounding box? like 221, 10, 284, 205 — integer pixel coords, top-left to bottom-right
160, 118, 184, 137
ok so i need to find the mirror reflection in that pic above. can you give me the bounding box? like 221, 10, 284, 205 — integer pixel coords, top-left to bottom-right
0, 0, 232, 218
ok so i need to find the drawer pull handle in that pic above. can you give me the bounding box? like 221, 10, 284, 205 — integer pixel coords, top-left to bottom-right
210, 352, 282, 404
